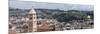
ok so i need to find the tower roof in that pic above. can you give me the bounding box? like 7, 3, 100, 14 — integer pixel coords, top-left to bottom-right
28, 7, 36, 14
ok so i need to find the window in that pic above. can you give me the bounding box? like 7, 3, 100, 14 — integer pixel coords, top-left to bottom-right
37, 21, 41, 25
34, 17, 36, 19
29, 17, 33, 20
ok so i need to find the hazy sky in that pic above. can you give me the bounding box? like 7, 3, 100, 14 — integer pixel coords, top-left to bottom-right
9, 1, 94, 11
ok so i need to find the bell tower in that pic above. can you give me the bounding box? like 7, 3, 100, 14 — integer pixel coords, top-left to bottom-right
27, 8, 37, 32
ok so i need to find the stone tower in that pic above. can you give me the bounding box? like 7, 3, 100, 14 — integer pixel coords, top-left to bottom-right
27, 8, 37, 32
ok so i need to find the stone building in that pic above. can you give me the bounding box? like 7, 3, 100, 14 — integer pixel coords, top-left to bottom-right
27, 8, 37, 32
9, 7, 59, 33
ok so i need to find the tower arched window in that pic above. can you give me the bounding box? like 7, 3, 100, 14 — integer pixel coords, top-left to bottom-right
29, 17, 33, 20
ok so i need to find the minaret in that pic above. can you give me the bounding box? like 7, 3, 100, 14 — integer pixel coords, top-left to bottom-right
27, 7, 37, 32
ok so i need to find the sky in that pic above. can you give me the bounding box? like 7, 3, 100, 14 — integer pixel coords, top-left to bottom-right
9, 0, 94, 11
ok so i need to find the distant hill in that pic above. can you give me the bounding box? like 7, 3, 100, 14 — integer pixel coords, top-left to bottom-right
9, 8, 93, 19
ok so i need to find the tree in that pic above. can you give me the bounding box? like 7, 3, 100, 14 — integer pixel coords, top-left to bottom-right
52, 13, 77, 22
52, 10, 87, 22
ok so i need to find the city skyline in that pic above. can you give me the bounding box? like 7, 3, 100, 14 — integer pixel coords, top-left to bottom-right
9, 0, 94, 34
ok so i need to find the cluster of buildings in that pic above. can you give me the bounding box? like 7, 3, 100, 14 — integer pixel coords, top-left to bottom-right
9, 8, 94, 34
9, 8, 59, 33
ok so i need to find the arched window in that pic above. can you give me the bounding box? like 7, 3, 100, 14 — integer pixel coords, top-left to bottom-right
29, 17, 33, 20
37, 21, 41, 25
